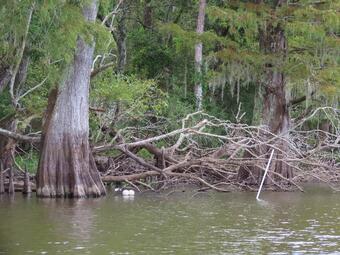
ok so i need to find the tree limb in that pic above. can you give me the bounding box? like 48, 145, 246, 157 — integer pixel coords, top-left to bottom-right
0, 127, 40, 143
91, 62, 115, 78
18, 77, 48, 101
289, 91, 315, 107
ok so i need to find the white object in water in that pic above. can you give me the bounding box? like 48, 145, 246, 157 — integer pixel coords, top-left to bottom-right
256, 149, 275, 200
114, 187, 122, 192
122, 189, 130, 196
122, 189, 135, 196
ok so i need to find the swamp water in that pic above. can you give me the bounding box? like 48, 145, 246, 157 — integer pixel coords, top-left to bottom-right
0, 186, 339, 254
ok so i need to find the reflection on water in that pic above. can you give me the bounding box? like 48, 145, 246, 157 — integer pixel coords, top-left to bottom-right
0, 186, 340, 254
36, 199, 100, 241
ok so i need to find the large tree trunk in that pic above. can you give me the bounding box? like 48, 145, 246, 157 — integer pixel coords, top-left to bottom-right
36, 0, 106, 198
260, 22, 293, 182
116, 1, 127, 73
237, 1, 292, 184
194, 0, 206, 110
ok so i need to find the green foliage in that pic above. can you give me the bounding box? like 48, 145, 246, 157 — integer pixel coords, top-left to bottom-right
0, 0, 339, 163
91, 73, 167, 117
159, 23, 196, 51
284, 1, 340, 100
0, 91, 15, 121
0, 0, 34, 66
159, 23, 225, 52
93, 22, 115, 55
318, 67, 340, 96
129, 28, 173, 78
36, 2, 92, 64
21, 61, 52, 115
15, 150, 39, 174
207, 5, 259, 46
161, 91, 196, 131
137, 148, 154, 160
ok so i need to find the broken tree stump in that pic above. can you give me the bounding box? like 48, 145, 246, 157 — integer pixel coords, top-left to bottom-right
8, 167, 14, 194
23, 166, 31, 194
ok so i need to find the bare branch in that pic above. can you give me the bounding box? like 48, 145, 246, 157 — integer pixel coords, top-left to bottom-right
97, 108, 340, 192
91, 62, 115, 78
18, 77, 48, 101
101, 0, 124, 28
0, 127, 40, 143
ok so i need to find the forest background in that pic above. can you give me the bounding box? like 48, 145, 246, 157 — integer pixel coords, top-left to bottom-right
0, 0, 339, 196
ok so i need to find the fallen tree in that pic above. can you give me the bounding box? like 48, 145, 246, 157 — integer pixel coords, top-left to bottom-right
1, 108, 340, 193
95, 108, 340, 192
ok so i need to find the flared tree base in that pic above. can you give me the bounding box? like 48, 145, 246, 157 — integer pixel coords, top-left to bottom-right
37, 133, 106, 198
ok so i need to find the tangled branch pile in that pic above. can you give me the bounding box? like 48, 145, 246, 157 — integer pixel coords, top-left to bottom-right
95, 107, 340, 192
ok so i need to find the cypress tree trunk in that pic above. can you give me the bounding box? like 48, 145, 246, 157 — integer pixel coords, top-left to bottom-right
194, 0, 206, 110
36, 0, 106, 198
260, 22, 293, 181
237, 1, 292, 184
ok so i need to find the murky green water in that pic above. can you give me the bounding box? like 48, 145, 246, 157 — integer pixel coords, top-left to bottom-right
0, 186, 340, 255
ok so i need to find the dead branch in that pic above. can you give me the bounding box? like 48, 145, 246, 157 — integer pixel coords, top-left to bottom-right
0, 127, 40, 143
97, 108, 340, 192
91, 62, 115, 78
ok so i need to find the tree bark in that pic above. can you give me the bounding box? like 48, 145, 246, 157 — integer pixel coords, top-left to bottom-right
143, 0, 153, 28
238, 1, 292, 183
8, 167, 14, 194
194, 0, 206, 110
23, 167, 32, 194
98, 0, 127, 73
116, 1, 127, 73
36, 0, 106, 198
260, 22, 293, 181
0, 66, 11, 93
